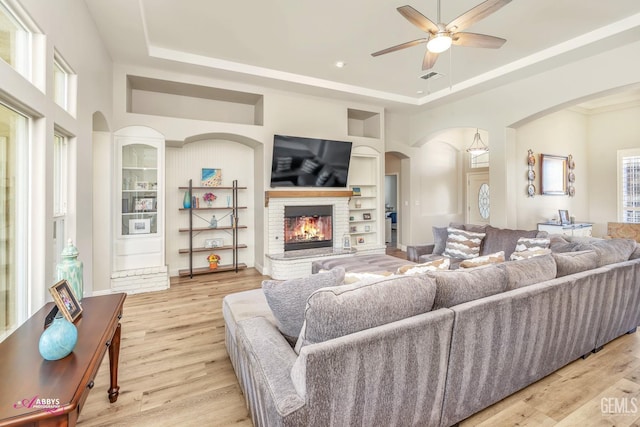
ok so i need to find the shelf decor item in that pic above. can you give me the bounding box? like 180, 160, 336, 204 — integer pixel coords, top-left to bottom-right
38, 314, 78, 361
203, 192, 217, 206
183, 191, 191, 208
352, 187, 361, 196
201, 168, 222, 187
207, 253, 221, 269
56, 239, 84, 301
209, 215, 218, 228
49, 279, 83, 323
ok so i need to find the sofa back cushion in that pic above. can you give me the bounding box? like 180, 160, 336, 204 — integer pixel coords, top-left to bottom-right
262, 268, 345, 342
498, 252, 557, 290
481, 225, 538, 259
443, 227, 486, 260
552, 250, 599, 277
573, 238, 636, 267
294, 274, 437, 353
428, 264, 508, 309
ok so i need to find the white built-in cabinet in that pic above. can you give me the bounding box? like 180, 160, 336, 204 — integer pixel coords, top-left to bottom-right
348, 146, 385, 253
112, 126, 168, 293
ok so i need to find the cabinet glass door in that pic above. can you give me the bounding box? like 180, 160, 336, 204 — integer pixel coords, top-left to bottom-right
121, 143, 158, 236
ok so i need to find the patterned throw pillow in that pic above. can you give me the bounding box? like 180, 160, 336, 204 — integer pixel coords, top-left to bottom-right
397, 257, 450, 275
343, 271, 395, 284
459, 251, 505, 269
514, 237, 551, 253
510, 248, 551, 261
443, 227, 486, 260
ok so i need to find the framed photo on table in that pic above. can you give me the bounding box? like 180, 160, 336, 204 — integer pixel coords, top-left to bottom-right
363, 213, 372, 220
558, 209, 570, 225
49, 280, 83, 323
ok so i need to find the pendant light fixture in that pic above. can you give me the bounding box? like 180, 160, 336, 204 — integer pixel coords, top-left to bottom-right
466, 129, 489, 154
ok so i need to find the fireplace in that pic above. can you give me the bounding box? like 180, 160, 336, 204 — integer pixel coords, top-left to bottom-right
284, 205, 333, 251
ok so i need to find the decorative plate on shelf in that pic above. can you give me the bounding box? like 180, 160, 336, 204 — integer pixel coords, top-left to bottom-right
568, 155, 575, 170
527, 184, 536, 197
527, 150, 536, 166
568, 186, 575, 197
527, 169, 536, 181
568, 172, 575, 183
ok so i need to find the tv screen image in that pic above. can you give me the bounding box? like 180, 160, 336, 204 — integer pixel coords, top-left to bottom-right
270, 135, 352, 187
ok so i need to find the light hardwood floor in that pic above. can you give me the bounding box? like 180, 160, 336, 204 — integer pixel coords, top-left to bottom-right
77, 264, 640, 427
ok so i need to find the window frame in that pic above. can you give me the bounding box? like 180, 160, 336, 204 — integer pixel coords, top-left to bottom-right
617, 148, 640, 223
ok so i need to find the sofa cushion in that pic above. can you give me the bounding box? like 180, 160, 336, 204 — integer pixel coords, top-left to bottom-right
343, 271, 395, 284
397, 257, 450, 275
573, 238, 636, 267
262, 268, 345, 342
294, 274, 437, 353
427, 264, 508, 309
552, 250, 599, 277
510, 248, 551, 261
549, 234, 582, 253
222, 289, 276, 343
459, 251, 505, 269
481, 225, 538, 258
498, 252, 557, 290
443, 227, 485, 260
432, 226, 449, 255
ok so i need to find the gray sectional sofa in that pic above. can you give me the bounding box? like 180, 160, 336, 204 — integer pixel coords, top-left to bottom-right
223, 235, 640, 427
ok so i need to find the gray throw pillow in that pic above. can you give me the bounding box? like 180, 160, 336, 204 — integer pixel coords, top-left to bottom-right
432, 226, 448, 255
262, 268, 345, 342
428, 265, 508, 309
481, 225, 538, 259
499, 253, 557, 290
294, 274, 436, 353
552, 250, 599, 277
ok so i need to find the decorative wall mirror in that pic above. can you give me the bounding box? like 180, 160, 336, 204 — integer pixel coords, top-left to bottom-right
540, 154, 568, 195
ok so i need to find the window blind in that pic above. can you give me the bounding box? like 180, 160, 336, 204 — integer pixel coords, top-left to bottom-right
621, 155, 640, 223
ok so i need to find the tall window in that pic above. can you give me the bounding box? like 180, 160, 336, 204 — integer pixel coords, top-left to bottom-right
618, 149, 640, 223
53, 51, 76, 114
52, 133, 68, 278
0, 1, 31, 79
0, 102, 28, 341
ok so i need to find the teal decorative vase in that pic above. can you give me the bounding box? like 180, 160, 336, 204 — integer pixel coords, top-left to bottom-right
39, 315, 78, 360
56, 239, 84, 301
183, 191, 191, 208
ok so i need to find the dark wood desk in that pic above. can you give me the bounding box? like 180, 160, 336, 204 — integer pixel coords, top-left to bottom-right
0, 293, 126, 427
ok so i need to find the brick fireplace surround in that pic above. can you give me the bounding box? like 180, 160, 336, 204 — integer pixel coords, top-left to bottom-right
265, 191, 357, 279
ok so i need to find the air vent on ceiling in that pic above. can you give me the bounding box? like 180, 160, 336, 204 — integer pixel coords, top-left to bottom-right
420, 71, 444, 80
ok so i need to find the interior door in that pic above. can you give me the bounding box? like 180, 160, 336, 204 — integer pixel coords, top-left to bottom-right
467, 172, 490, 224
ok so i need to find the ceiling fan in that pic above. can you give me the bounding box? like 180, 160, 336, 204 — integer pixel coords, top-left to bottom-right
372, 0, 511, 70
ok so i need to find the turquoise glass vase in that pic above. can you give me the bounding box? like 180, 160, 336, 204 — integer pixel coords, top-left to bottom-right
183, 191, 191, 208
56, 239, 84, 301
39, 315, 78, 361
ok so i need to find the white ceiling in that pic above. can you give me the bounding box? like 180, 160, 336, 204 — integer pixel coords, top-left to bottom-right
84, 0, 640, 111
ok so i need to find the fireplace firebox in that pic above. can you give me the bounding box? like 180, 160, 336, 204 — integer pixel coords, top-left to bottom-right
284, 205, 333, 251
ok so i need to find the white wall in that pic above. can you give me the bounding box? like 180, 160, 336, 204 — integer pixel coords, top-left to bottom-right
0, 0, 112, 309
587, 104, 640, 236
515, 110, 588, 230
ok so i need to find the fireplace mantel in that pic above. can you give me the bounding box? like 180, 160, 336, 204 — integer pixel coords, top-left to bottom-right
264, 190, 353, 207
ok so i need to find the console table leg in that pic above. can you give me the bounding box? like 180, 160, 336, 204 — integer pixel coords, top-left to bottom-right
108, 323, 122, 403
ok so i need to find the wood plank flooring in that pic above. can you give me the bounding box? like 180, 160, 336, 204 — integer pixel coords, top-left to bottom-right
77, 259, 640, 427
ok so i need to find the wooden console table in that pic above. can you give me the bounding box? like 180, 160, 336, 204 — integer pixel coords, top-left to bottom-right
0, 293, 126, 426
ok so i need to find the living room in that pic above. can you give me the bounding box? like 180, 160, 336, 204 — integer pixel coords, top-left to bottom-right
2, 0, 640, 426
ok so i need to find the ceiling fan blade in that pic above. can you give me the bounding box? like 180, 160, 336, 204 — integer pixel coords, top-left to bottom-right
422, 50, 439, 70
446, 0, 512, 33
371, 38, 427, 57
452, 32, 506, 49
397, 5, 439, 34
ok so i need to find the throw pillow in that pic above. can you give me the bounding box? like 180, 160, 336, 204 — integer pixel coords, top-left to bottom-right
459, 251, 505, 269
397, 257, 450, 275
428, 265, 508, 309
262, 268, 345, 343
499, 253, 557, 290
514, 237, 550, 253
510, 248, 551, 261
343, 271, 395, 284
432, 226, 449, 255
481, 225, 538, 259
443, 227, 485, 260
294, 274, 437, 353
552, 250, 599, 277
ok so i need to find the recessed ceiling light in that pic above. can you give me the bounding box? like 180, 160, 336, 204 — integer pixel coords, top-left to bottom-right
335, 61, 347, 68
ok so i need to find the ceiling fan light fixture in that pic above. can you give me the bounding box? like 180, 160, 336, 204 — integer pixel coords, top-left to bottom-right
466, 129, 489, 154
427, 33, 452, 53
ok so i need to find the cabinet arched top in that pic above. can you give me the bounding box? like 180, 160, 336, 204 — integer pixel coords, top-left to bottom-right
352, 145, 380, 157
114, 125, 165, 139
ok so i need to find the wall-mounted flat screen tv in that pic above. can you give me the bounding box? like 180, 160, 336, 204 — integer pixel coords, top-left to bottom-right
270, 134, 352, 187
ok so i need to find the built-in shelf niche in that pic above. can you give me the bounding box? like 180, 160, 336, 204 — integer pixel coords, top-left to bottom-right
347, 108, 380, 138
126, 75, 264, 125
